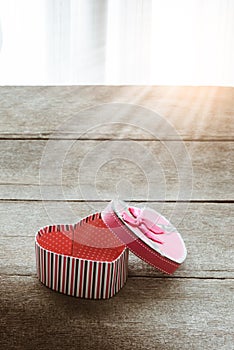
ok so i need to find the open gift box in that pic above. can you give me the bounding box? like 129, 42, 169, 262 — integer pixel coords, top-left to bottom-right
35, 200, 187, 299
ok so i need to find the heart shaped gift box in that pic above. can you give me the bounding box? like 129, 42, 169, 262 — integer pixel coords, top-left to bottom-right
35, 200, 187, 299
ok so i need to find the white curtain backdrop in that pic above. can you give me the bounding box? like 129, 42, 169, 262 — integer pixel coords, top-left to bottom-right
0, 0, 233, 85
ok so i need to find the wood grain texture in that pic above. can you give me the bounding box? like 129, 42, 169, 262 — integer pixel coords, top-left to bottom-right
0, 86, 233, 350
0, 86, 233, 140
0, 140, 233, 200
0, 276, 233, 350
0, 201, 233, 278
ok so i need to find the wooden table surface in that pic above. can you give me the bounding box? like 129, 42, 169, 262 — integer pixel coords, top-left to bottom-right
0, 86, 233, 350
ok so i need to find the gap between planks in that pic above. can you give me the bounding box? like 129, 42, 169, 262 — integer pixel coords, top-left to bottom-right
0, 273, 232, 280
0, 136, 233, 141
0, 198, 233, 203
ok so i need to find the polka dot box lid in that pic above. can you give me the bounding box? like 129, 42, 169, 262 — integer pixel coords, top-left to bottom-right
35, 200, 187, 299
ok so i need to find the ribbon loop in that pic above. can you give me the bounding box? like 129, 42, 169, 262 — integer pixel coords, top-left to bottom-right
122, 207, 165, 244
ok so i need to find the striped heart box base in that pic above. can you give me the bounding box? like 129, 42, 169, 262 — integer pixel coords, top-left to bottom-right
35, 213, 128, 299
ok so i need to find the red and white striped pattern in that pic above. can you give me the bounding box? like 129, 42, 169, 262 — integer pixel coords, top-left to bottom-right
35, 215, 128, 299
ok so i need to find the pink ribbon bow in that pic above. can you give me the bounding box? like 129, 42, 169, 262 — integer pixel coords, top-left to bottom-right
122, 207, 165, 244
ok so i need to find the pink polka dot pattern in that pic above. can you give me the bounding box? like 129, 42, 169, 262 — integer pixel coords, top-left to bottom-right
37, 215, 125, 262
37, 230, 73, 256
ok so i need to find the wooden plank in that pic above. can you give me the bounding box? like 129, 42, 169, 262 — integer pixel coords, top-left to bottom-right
0, 85, 233, 350
0, 86, 233, 140
0, 140, 233, 200
0, 275, 233, 350
0, 201, 233, 278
